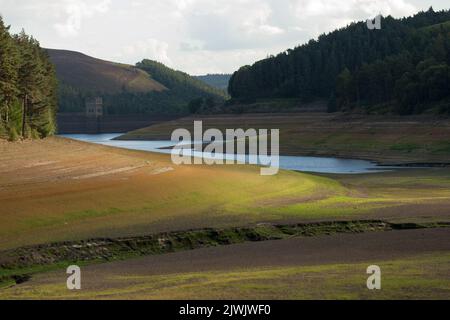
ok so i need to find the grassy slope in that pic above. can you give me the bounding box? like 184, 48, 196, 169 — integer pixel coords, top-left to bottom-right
1, 137, 450, 299
117, 113, 450, 164
92, 253, 450, 300
0, 137, 338, 250
2, 252, 448, 300
47, 49, 167, 93
1, 137, 450, 251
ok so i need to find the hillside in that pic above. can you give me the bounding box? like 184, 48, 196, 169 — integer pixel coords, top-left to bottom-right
48, 50, 226, 115
47, 49, 166, 94
195, 74, 231, 91
228, 8, 450, 115
136, 60, 228, 101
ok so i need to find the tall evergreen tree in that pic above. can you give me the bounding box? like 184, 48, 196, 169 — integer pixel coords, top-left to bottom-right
0, 16, 19, 126
0, 17, 57, 140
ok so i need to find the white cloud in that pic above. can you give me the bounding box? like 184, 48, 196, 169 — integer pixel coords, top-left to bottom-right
292, 0, 416, 17
122, 39, 172, 66
241, 3, 285, 36
53, 0, 111, 37
171, 48, 276, 75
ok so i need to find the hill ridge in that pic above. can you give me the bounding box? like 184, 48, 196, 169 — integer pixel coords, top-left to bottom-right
48, 49, 226, 115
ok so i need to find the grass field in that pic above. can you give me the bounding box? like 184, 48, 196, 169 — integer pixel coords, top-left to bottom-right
1, 137, 450, 251
0, 137, 340, 250
117, 113, 450, 165
2, 229, 449, 299
5, 256, 449, 300
1, 132, 449, 299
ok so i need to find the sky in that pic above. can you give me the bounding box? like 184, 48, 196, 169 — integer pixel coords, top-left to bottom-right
0, 0, 448, 75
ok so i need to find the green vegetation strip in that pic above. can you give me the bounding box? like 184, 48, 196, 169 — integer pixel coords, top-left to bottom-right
0, 220, 449, 286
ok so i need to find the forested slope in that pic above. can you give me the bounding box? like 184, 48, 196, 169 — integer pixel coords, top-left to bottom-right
229, 8, 450, 115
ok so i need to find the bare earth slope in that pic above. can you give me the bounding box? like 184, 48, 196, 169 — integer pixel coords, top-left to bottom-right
1, 137, 450, 251
0, 137, 340, 250
0, 137, 450, 299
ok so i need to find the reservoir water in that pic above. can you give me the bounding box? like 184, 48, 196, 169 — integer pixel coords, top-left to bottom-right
62, 133, 398, 174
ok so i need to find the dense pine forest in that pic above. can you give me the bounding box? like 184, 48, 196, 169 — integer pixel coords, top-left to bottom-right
0, 17, 57, 141
228, 8, 450, 115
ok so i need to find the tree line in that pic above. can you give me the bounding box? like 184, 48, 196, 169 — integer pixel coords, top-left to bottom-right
228, 8, 450, 115
0, 16, 57, 141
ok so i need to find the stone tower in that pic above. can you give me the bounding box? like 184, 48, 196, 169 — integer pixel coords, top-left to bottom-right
86, 97, 103, 117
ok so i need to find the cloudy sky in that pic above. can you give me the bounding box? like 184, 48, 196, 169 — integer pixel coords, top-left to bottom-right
0, 0, 448, 75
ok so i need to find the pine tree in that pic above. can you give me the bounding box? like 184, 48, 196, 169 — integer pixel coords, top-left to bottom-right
336, 68, 353, 109
15, 31, 38, 137
0, 18, 57, 140
0, 17, 19, 127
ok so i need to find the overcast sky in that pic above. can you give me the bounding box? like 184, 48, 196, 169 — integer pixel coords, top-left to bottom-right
0, 0, 448, 75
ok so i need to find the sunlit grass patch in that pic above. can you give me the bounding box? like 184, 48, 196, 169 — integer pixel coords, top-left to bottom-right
2, 253, 448, 300
2, 137, 450, 251
269, 196, 401, 219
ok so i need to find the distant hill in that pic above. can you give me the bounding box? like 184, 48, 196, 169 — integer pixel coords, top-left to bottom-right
229, 8, 450, 115
194, 74, 231, 91
136, 60, 228, 101
47, 49, 226, 115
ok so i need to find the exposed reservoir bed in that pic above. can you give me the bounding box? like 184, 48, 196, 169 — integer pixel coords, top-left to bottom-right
62, 133, 412, 174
